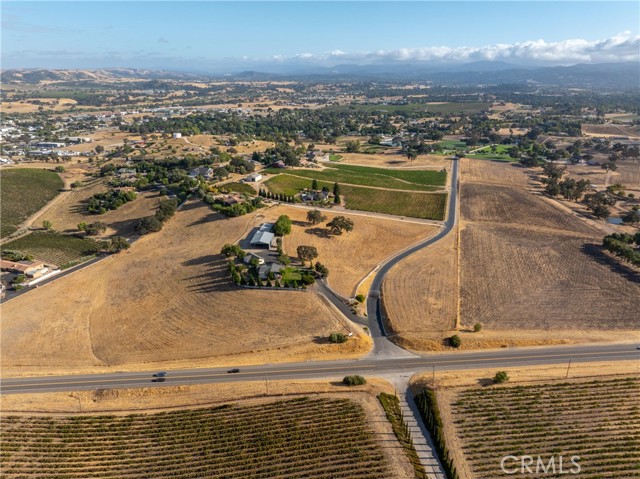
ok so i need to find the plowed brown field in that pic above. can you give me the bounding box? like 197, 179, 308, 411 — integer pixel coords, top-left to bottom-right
460, 183, 598, 234
460, 223, 639, 329
383, 158, 639, 352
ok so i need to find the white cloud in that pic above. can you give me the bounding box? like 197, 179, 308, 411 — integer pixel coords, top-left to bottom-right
273, 32, 640, 65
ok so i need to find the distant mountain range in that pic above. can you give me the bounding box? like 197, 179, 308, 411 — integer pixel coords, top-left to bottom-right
0, 68, 201, 84
2, 62, 638, 90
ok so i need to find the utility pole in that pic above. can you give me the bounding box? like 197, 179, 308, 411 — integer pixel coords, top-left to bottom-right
565, 357, 572, 379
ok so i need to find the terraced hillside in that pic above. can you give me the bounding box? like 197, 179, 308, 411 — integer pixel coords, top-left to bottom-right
1, 397, 390, 479
446, 377, 640, 478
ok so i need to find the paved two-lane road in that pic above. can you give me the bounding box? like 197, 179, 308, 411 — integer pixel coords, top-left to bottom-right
2, 343, 637, 394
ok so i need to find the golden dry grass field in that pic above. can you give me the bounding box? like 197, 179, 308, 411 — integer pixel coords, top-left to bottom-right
1, 201, 370, 377
382, 158, 638, 352
31, 177, 161, 237
262, 205, 436, 297
581, 123, 640, 138
459, 160, 639, 336
1, 98, 77, 113
382, 231, 458, 345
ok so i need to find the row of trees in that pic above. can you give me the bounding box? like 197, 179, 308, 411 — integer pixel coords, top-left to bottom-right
602, 232, 640, 267
135, 199, 178, 235
257, 189, 295, 203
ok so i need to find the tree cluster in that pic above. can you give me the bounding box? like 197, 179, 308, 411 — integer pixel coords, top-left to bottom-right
273, 215, 292, 236
220, 243, 246, 259
327, 216, 354, 235
203, 196, 263, 217
602, 232, 640, 267
135, 198, 178, 235
87, 189, 137, 214
77, 221, 107, 236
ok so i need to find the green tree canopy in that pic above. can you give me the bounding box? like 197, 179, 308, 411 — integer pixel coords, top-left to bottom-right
274, 215, 292, 235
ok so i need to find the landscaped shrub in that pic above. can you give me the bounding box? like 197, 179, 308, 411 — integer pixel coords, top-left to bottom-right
493, 371, 509, 384
300, 273, 316, 285
329, 332, 348, 344
343, 375, 366, 386
355, 294, 366, 303
449, 335, 461, 348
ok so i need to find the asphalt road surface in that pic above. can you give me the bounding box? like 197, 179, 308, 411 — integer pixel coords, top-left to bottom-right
2, 343, 637, 395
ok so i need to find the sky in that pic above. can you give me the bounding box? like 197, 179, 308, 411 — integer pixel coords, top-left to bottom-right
2, 1, 639, 72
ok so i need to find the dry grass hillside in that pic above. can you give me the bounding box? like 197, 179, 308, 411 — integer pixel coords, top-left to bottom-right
32, 177, 161, 237
1, 201, 369, 376
265, 205, 435, 297
382, 158, 639, 352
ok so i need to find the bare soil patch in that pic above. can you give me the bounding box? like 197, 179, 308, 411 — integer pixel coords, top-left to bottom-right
338, 151, 450, 169
1, 201, 370, 376
582, 123, 640, 138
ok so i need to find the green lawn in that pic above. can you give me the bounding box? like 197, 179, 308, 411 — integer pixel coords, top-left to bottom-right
342, 187, 447, 220
467, 144, 520, 162
361, 145, 391, 154
263, 164, 445, 191
438, 140, 468, 150
0, 168, 64, 238
218, 181, 256, 195
282, 267, 302, 282
264, 174, 330, 197
263, 174, 447, 220
329, 154, 343, 162
3, 232, 102, 268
